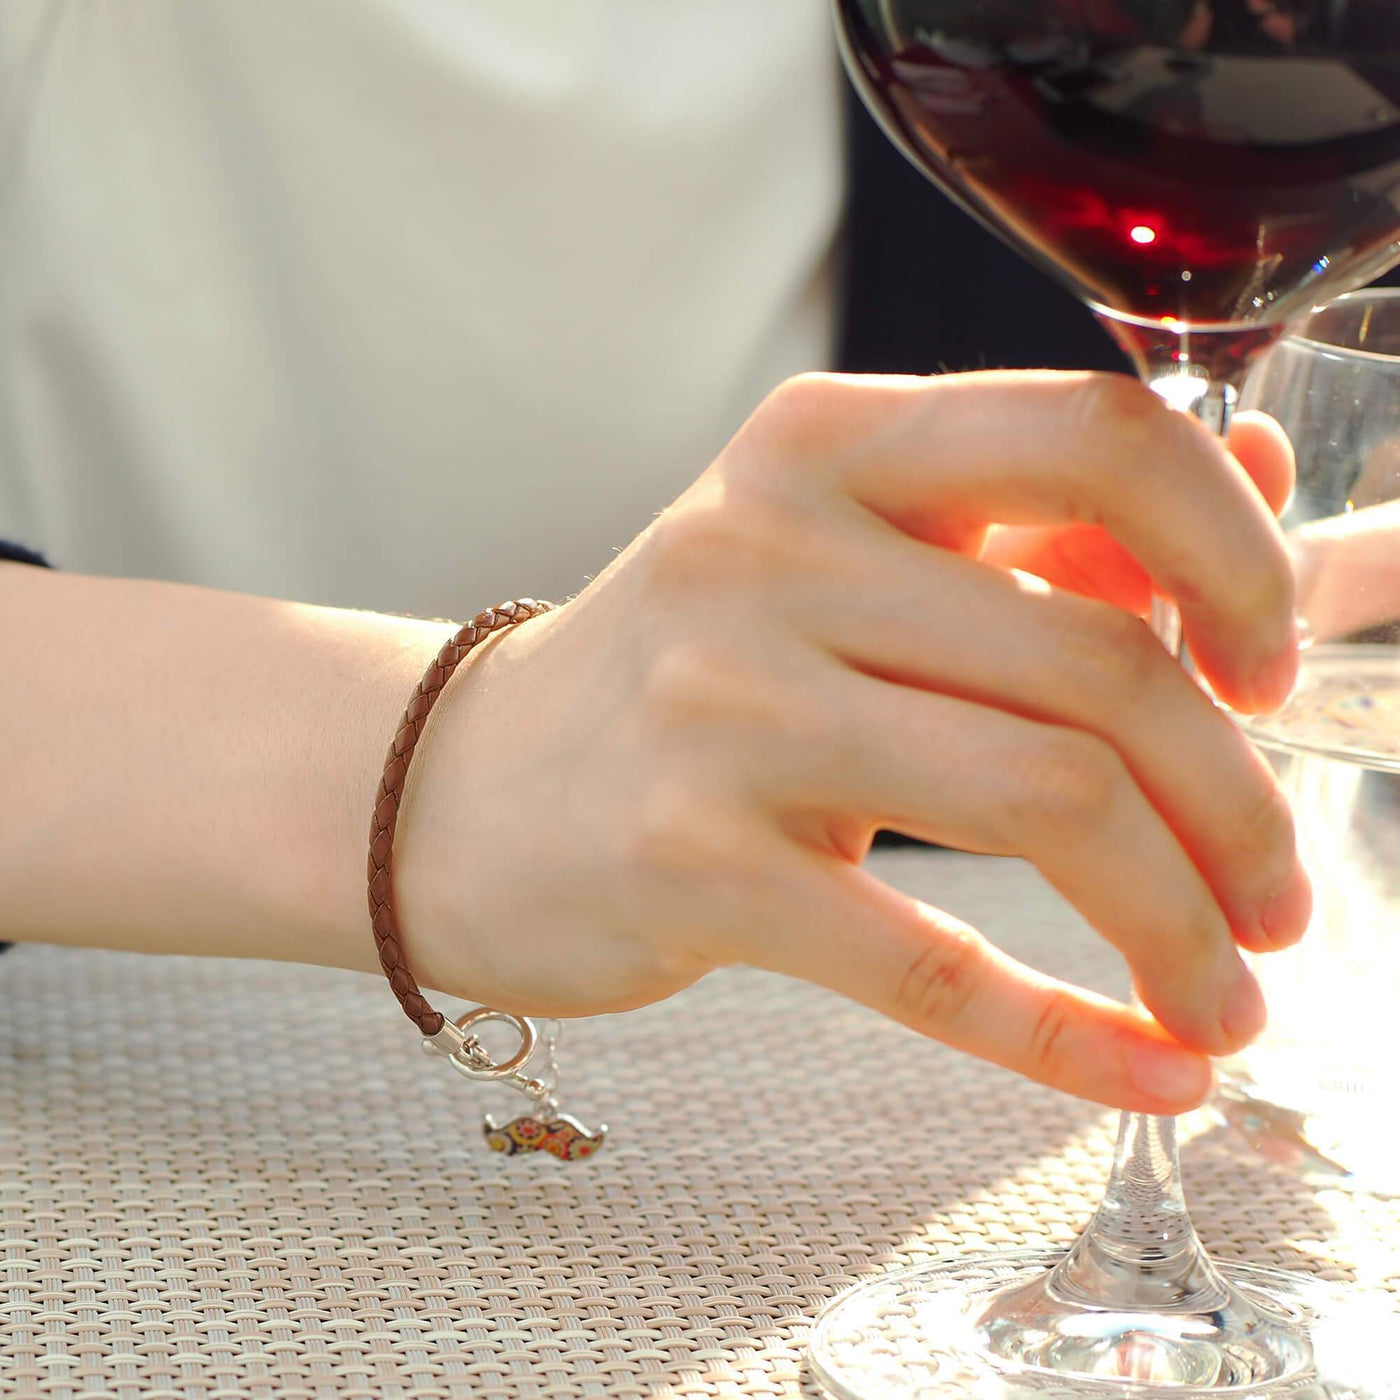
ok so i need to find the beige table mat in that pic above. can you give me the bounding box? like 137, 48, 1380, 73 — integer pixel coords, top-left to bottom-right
2, 850, 1396, 1399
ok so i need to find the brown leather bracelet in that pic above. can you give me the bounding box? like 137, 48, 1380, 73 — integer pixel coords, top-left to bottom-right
366, 597, 605, 1161
366, 598, 553, 1036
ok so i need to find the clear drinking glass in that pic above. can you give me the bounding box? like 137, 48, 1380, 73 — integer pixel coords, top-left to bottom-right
1214, 290, 1400, 1198
811, 1, 1400, 1395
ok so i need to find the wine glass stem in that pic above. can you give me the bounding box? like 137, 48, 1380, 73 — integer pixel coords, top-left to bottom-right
1182, 379, 1237, 438
1051, 1108, 1228, 1312
1045, 352, 1250, 1311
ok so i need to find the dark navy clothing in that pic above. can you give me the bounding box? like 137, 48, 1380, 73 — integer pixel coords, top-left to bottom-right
0, 542, 48, 568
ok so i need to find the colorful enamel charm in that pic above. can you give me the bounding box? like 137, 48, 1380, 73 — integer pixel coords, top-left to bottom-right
483, 1112, 607, 1161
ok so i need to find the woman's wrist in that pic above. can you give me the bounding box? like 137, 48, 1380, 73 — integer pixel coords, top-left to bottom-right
0, 565, 451, 973
267, 598, 460, 979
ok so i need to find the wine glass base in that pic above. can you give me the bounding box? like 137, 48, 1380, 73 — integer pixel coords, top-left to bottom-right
809, 1249, 1398, 1400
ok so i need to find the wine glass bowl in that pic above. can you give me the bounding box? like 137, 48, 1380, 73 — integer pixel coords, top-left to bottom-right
835, 0, 1400, 340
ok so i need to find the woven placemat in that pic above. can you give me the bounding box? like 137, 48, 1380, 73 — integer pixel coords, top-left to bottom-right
2, 850, 1395, 1399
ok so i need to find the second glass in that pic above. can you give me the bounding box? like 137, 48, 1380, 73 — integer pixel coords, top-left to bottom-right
1217, 290, 1400, 1199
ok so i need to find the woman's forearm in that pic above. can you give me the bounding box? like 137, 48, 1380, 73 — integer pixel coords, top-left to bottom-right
0, 564, 446, 972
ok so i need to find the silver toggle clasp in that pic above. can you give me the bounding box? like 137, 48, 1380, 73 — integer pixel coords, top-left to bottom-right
422, 1007, 546, 1096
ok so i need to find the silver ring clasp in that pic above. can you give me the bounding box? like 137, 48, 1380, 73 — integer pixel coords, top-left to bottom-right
423, 1007, 541, 1089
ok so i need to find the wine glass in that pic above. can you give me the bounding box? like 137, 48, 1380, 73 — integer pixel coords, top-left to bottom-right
1215, 289, 1400, 1197
811, 2, 1400, 1396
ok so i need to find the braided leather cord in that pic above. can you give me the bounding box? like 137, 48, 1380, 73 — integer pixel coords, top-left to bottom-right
367, 599, 554, 1036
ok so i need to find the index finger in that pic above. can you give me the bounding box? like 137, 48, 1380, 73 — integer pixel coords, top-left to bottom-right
976, 410, 1296, 615
814, 371, 1298, 712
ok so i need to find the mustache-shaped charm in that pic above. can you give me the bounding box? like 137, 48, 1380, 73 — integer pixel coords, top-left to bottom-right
483, 1112, 607, 1161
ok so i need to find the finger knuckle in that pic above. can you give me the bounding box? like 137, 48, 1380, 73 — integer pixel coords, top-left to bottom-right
647, 495, 744, 591
1233, 547, 1295, 628
761, 371, 849, 431
742, 372, 876, 462
647, 478, 810, 601
1233, 780, 1296, 877
1027, 988, 1079, 1076
1043, 375, 1161, 528
1012, 731, 1124, 834
1054, 602, 1163, 710
1148, 897, 1226, 980
641, 642, 738, 731
641, 640, 795, 743
896, 925, 987, 1033
1068, 372, 1164, 439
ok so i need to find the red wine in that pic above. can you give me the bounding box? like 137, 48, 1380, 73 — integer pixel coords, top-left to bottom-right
837, 0, 1400, 329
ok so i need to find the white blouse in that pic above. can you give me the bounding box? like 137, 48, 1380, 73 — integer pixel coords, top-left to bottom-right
0, 1, 843, 615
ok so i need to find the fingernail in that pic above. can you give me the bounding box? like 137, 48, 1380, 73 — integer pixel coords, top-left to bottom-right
1129, 1042, 1213, 1105
1221, 963, 1267, 1046
1261, 862, 1312, 947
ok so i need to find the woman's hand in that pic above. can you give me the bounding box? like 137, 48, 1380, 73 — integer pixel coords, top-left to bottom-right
397, 371, 1310, 1115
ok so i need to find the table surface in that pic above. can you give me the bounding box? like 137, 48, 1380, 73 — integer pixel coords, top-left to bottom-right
3, 849, 1396, 1400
